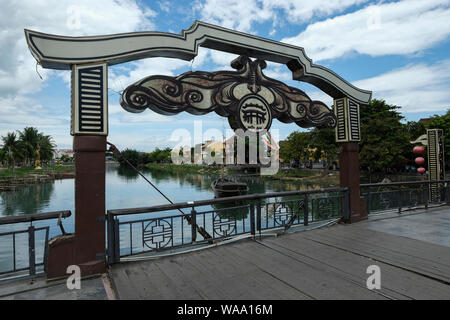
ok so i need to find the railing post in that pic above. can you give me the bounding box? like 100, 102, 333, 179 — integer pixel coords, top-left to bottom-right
343, 189, 350, 220
28, 225, 36, 276
113, 218, 120, 263
191, 208, 197, 243
398, 185, 402, 214
366, 188, 371, 215
107, 212, 115, 264
446, 183, 450, 204
424, 184, 429, 210
43, 227, 49, 273
303, 194, 309, 226
256, 202, 262, 239
250, 203, 255, 237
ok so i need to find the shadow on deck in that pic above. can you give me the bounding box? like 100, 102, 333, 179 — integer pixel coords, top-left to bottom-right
110, 206, 450, 300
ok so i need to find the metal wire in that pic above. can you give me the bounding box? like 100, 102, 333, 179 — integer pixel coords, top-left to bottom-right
106, 142, 212, 239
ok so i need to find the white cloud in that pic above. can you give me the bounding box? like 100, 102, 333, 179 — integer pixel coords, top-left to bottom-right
0, 95, 65, 126
0, 0, 156, 148
0, 0, 155, 97
304, 59, 450, 114
194, 0, 273, 33
282, 0, 450, 61
262, 0, 369, 23
194, 0, 369, 33
354, 59, 450, 113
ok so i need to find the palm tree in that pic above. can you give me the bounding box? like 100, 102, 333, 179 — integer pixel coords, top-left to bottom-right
18, 127, 40, 166
17, 127, 56, 165
0, 148, 5, 166
1, 132, 24, 168
37, 133, 56, 162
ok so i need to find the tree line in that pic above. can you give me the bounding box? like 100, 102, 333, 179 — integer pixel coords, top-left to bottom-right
279, 99, 450, 173
0, 127, 56, 168
115, 147, 172, 167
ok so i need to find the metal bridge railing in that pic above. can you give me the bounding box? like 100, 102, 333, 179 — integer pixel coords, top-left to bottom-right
0, 210, 71, 278
360, 179, 450, 214
106, 187, 350, 264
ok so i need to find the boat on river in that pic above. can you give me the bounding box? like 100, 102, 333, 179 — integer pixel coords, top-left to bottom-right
211, 177, 248, 198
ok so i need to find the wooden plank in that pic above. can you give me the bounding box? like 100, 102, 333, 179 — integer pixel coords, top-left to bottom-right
265, 233, 450, 299
204, 244, 311, 299
301, 228, 450, 283
327, 224, 450, 266
222, 241, 386, 300
178, 246, 269, 300
309, 225, 450, 273
211, 247, 311, 300
149, 256, 211, 299
109, 266, 143, 299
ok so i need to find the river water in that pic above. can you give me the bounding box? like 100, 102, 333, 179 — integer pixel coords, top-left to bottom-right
0, 164, 328, 274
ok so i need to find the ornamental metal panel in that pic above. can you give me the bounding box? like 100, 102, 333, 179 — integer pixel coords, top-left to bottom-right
334, 98, 347, 142
334, 97, 361, 142
120, 55, 337, 133
427, 129, 445, 202
71, 63, 108, 135
348, 99, 361, 141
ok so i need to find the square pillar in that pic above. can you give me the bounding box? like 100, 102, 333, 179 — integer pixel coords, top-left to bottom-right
339, 142, 367, 222
334, 97, 367, 222
73, 136, 107, 275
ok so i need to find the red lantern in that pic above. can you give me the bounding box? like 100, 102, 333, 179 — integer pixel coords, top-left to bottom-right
413, 145, 425, 155
415, 157, 425, 165
417, 167, 425, 174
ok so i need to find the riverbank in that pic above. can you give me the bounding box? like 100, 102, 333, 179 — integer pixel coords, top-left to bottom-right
144, 162, 339, 185
145, 163, 224, 174
0, 165, 75, 191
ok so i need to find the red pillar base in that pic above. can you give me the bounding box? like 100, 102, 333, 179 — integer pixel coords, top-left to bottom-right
46, 234, 75, 279
73, 136, 107, 276
46, 234, 106, 279
339, 142, 367, 223
46, 136, 107, 279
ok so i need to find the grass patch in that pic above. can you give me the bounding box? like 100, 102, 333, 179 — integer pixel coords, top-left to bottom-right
273, 169, 319, 178
0, 164, 74, 179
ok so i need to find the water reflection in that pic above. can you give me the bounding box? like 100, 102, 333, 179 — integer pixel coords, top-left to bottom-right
211, 202, 250, 220
116, 165, 139, 181
0, 182, 54, 216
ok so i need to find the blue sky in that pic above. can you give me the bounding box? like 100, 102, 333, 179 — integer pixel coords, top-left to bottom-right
1, 0, 450, 151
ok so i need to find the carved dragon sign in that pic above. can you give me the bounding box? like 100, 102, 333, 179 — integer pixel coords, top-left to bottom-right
120, 55, 337, 133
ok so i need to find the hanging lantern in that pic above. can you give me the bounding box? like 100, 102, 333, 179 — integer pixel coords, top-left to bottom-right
413, 145, 425, 155
415, 157, 425, 165
417, 167, 425, 174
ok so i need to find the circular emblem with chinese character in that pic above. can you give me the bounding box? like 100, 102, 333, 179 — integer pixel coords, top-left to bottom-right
235, 95, 272, 132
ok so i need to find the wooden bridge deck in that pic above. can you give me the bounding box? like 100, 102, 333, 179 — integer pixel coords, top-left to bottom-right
111, 206, 450, 300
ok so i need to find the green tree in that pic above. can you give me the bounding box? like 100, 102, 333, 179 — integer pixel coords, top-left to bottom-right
1, 132, 25, 168
119, 149, 140, 167
18, 127, 40, 166
0, 149, 5, 164
17, 127, 55, 165
310, 128, 338, 164
405, 121, 426, 141
279, 131, 310, 165
429, 109, 450, 170
37, 134, 56, 162
359, 99, 411, 172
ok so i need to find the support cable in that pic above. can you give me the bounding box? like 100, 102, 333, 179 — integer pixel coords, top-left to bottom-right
106, 142, 212, 240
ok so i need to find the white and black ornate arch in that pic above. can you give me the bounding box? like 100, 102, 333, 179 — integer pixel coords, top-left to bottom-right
120, 55, 337, 132
24, 20, 371, 105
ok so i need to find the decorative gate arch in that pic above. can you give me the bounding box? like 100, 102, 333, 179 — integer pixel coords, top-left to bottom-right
25, 21, 371, 277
